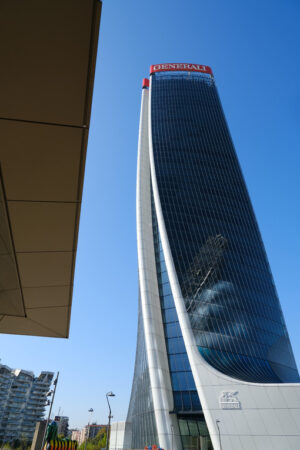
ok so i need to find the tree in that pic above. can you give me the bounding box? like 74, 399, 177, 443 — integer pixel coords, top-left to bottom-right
78, 428, 107, 450
12, 439, 21, 449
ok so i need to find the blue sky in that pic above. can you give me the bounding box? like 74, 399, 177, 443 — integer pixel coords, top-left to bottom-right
1, 0, 300, 429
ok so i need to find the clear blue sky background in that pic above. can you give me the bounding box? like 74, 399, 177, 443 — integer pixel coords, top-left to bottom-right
1, 0, 300, 429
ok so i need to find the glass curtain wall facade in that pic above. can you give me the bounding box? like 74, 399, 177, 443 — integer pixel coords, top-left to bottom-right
125, 64, 299, 450
150, 70, 298, 384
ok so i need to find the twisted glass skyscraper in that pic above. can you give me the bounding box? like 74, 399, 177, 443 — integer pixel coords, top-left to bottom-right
121, 64, 300, 450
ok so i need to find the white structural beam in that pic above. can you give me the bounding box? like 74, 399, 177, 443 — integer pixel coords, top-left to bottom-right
136, 88, 181, 450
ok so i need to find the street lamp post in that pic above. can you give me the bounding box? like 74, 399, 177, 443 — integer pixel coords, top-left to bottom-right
216, 419, 222, 450
84, 408, 94, 450
40, 372, 59, 450
105, 392, 115, 450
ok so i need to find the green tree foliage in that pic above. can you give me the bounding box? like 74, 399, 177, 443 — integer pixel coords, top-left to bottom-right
3, 438, 31, 450
78, 428, 107, 450
11, 439, 21, 449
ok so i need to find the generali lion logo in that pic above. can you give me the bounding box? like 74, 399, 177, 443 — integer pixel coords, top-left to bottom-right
219, 391, 241, 409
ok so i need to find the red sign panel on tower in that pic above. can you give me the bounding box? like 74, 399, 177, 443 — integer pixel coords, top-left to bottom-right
150, 63, 213, 76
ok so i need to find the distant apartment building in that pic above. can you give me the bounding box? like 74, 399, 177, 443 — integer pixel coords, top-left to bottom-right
54, 416, 69, 437
80, 424, 106, 444
0, 364, 53, 443
71, 429, 81, 443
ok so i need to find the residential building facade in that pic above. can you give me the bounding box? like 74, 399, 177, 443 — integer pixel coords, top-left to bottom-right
112, 64, 300, 450
0, 364, 53, 443
71, 429, 82, 443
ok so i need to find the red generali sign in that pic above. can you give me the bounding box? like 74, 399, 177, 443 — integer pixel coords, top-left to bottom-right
150, 63, 213, 76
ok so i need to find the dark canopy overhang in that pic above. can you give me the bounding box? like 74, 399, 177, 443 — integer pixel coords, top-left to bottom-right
0, 0, 101, 337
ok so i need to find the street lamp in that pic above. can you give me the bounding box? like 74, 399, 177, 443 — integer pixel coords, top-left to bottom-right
216, 419, 222, 450
105, 392, 115, 450
40, 372, 59, 450
84, 408, 94, 450
170, 424, 174, 450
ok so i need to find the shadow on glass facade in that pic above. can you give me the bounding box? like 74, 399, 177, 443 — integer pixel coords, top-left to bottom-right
151, 71, 299, 384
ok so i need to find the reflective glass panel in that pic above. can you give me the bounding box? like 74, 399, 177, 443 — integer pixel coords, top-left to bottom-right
151, 71, 299, 383
152, 193, 202, 411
